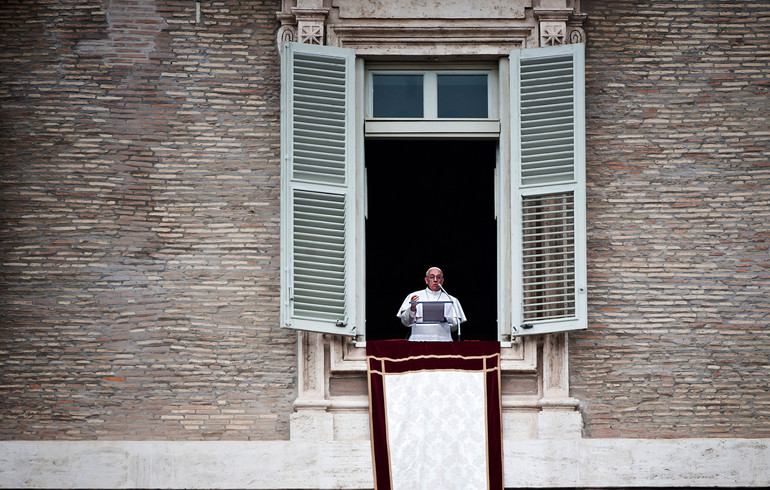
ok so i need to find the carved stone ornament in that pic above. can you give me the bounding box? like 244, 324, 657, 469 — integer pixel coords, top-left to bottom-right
569, 26, 586, 44
278, 25, 295, 43
276, 0, 587, 53
298, 20, 324, 44
541, 21, 567, 46
568, 12, 588, 44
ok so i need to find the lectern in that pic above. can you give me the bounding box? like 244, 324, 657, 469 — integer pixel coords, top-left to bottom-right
408, 300, 455, 341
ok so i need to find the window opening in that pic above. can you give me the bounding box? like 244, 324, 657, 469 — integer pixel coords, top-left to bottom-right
280, 42, 586, 339
364, 139, 498, 341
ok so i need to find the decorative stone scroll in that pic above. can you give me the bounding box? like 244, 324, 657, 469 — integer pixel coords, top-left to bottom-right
569, 12, 588, 44
277, 24, 295, 44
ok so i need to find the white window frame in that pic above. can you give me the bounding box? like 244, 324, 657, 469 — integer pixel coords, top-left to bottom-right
366, 65, 499, 119
365, 62, 500, 138
281, 42, 587, 341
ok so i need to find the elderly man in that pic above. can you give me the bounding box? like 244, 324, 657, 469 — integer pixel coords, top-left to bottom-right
396, 267, 467, 341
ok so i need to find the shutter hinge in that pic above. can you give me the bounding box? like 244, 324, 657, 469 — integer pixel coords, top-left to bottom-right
336, 318, 348, 328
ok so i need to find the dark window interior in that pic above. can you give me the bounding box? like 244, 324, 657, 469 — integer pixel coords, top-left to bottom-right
364, 139, 498, 341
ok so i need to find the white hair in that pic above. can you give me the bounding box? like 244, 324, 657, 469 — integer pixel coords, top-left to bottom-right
425, 267, 443, 277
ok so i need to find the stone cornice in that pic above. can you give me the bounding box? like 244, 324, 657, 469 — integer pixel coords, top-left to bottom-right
277, 0, 585, 50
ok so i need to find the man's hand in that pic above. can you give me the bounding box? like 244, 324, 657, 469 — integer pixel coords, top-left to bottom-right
409, 295, 419, 312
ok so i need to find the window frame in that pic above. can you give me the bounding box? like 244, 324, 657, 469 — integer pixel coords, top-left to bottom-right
364, 62, 500, 138
366, 64, 499, 119
281, 42, 587, 341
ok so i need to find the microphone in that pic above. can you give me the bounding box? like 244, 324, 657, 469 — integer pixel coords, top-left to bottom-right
437, 284, 461, 341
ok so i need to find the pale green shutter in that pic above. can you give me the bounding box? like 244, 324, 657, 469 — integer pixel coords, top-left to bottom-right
510, 43, 587, 337
280, 42, 357, 336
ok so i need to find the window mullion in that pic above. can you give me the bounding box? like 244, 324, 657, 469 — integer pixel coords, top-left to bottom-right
424, 71, 438, 118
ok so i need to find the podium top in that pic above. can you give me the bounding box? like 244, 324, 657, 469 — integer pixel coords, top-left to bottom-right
421, 301, 447, 323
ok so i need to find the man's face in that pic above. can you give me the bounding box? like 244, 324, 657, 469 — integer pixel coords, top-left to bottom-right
424, 268, 444, 292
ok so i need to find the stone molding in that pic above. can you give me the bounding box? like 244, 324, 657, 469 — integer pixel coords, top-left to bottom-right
292, 332, 579, 442
3, 439, 768, 488
277, 0, 586, 52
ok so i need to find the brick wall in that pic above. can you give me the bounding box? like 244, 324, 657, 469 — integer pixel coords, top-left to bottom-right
574, 0, 770, 437
1, 0, 769, 443
0, 0, 293, 440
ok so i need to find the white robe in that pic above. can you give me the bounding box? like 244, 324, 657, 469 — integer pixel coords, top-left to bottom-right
396, 288, 467, 341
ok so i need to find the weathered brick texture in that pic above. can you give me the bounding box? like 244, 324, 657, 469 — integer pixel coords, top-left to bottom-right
1, 0, 769, 442
574, 0, 770, 437
0, 0, 292, 440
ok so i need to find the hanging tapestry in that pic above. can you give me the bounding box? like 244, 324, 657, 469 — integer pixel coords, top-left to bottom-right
367, 340, 503, 490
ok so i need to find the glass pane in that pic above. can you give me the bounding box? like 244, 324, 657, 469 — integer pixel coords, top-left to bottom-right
437, 74, 488, 118
372, 74, 423, 118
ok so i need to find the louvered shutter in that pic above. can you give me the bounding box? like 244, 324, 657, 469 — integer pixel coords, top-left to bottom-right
510, 43, 587, 337
280, 42, 357, 336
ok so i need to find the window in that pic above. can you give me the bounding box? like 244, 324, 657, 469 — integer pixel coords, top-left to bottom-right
437, 74, 488, 118
365, 64, 499, 138
280, 42, 586, 340
371, 74, 423, 117
369, 69, 494, 119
